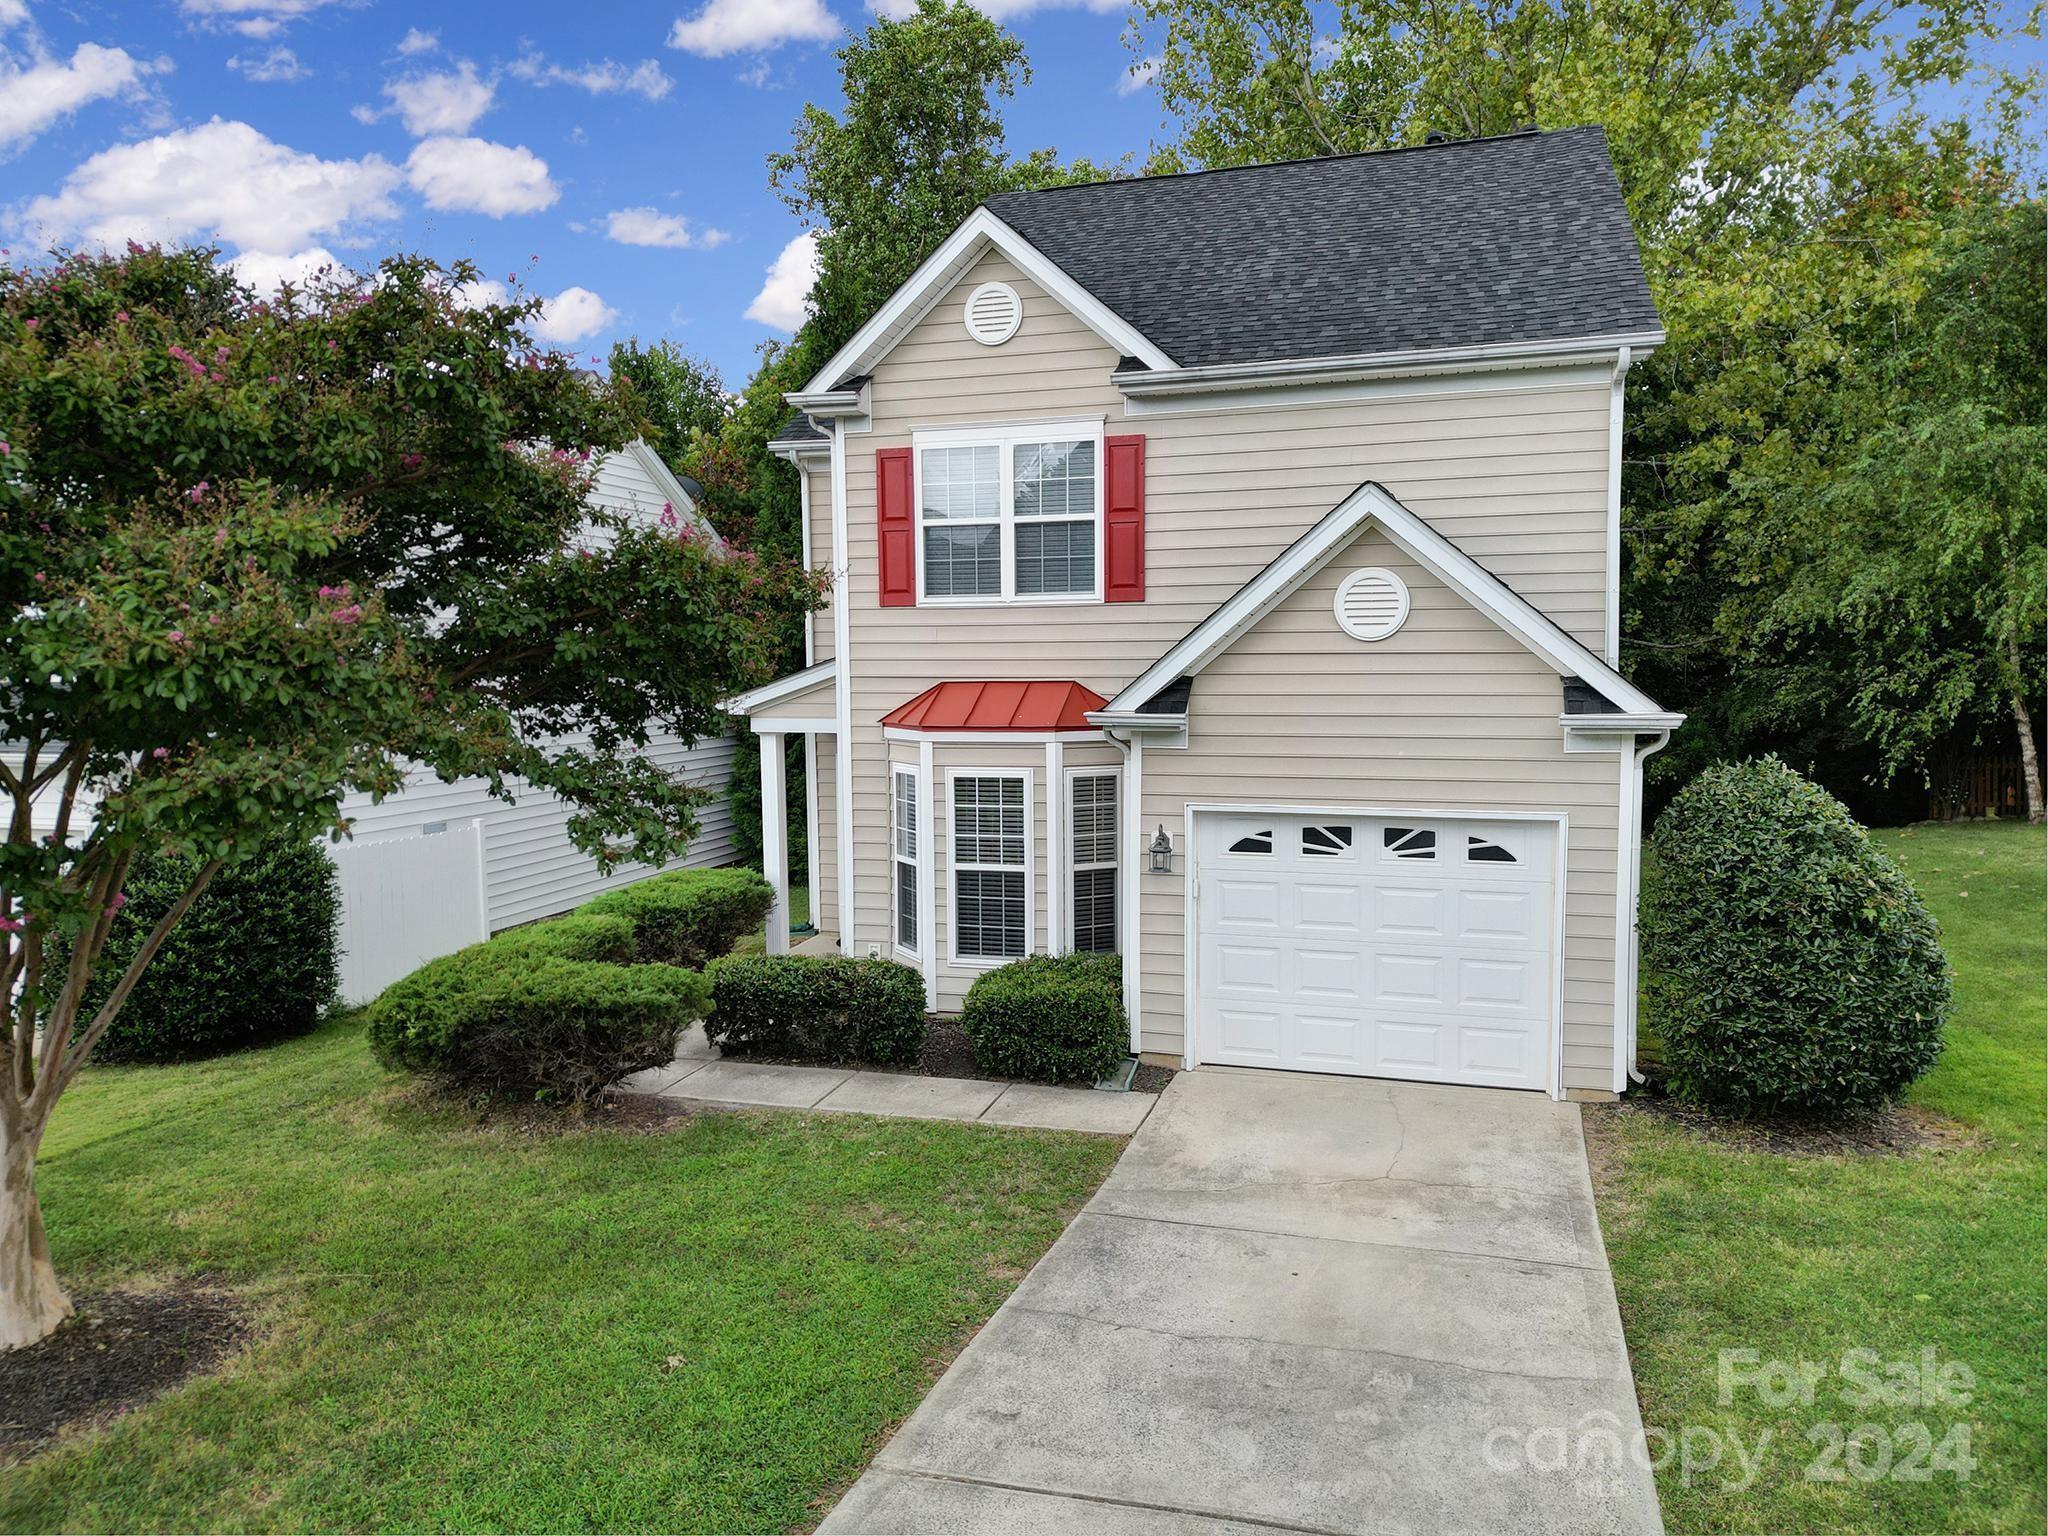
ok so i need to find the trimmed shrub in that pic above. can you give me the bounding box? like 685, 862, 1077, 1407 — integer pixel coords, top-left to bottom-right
579, 867, 775, 967
704, 954, 926, 1067
491, 912, 638, 964
1640, 756, 1951, 1117
366, 938, 710, 1103
86, 836, 339, 1064
960, 953, 1126, 1084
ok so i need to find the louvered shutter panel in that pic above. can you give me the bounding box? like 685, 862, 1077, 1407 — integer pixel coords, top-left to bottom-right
1104, 433, 1145, 603
876, 447, 914, 607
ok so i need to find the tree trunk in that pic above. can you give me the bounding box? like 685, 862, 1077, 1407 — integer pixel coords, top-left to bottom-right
2015, 687, 2045, 825
0, 1123, 70, 1350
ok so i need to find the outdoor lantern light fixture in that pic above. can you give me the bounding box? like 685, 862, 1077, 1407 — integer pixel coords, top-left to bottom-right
1148, 824, 1174, 874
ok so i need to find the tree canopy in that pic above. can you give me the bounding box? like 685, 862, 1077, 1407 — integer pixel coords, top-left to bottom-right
0, 245, 824, 1344
1132, 0, 2044, 816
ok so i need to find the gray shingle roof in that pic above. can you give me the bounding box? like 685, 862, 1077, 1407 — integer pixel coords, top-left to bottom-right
768, 410, 826, 448
983, 127, 1660, 370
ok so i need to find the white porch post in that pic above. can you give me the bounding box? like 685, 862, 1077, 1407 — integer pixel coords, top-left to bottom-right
760, 731, 788, 956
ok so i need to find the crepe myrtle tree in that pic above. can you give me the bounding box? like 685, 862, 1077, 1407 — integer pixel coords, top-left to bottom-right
0, 245, 825, 1348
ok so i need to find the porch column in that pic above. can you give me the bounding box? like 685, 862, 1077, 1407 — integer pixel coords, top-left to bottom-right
759, 731, 788, 956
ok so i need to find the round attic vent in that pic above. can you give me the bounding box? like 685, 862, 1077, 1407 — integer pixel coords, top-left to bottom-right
1333, 567, 1410, 641
963, 280, 1023, 346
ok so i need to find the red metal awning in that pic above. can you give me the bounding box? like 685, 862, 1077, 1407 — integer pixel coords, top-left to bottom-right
881, 680, 1108, 732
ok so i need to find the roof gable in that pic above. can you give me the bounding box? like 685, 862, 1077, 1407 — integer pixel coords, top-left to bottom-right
1100, 482, 1670, 721
799, 207, 1175, 395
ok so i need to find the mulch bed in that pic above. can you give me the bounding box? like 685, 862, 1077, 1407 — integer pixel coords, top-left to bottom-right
1600, 1091, 1979, 1157
0, 1284, 249, 1461
719, 1015, 1178, 1094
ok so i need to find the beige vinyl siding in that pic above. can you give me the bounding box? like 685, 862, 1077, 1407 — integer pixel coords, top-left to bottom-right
802, 461, 834, 664
1138, 527, 1623, 1092
812, 248, 1626, 1088
813, 733, 838, 938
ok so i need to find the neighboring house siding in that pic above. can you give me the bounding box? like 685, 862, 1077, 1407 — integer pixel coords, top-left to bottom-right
338, 731, 738, 933
341, 441, 741, 934
1134, 526, 1623, 1093
803, 460, 835, 664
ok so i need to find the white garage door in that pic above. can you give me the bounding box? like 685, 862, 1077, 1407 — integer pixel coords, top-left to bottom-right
1194, 811, 1557, 1091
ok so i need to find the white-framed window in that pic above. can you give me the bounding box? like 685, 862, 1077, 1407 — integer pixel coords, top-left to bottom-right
914, 419, 1103, 604
949, 769, 1032, 962
891, 766, 920, 956
1067, 769, 1119, 954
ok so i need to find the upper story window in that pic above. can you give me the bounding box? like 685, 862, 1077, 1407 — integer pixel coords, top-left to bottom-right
915, 420, 1103, 604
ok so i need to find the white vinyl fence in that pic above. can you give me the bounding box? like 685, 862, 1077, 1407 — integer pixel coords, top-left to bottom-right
330, 821, 488, 1003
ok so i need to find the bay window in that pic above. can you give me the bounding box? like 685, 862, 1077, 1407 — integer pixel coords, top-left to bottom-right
950, 771, 1031, 961
892, 767, 920, 955
1068, 771, 1119, 953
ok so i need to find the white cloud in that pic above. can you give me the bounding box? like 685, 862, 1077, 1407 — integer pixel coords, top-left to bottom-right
0, 43, 155, 150
604, 206, 728, 250
230, 245, 337, 293
371, 61, 494, 136
179, 0, 346, 37
0, 0, 30, 30
1118, 54, 1159, 96
868, 0, 1119, 12
668, 0, 838, 57
746, 228, 818, 331
227, 45, 308, 82
510, 52, 672, 100
19, 119, 401, 252
404, 136, 558, 216
530, 285, 616, 343
395, 26, 437, 56
450, 276, 617, 344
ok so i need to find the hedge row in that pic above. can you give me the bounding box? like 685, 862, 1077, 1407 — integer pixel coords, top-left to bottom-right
368, 867, 773, 1102
706, 954, 926, 1066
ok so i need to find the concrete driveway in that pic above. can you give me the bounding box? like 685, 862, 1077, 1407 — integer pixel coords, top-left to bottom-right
822, 1068, 1661, 1535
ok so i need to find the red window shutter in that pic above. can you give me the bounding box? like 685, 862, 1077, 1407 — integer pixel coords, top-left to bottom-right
1104, 433, 1146, 602
876, 447, 914, 607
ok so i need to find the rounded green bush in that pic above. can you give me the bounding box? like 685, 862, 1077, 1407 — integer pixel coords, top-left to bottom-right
705, 954, 926, 1066
366, 935, 710, 1103
579, 867, 775, 967
86, 835, 339, 1064
960, 953, 1126, 1084
1640, 756, 1951, 1117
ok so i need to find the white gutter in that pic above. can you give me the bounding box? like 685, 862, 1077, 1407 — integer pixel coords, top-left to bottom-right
1112, 330, 1667, 398
1560, 711, 1687, 734
785, 380, 870, 417
1604, 345, 1634, 666
1084, 710, 1187, 732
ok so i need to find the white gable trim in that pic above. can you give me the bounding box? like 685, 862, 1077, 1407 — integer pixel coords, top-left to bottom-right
1101, 481, 1670, 720
619, 439, 724, 546
725, 659, 838, 716
796, 208, 1176, 398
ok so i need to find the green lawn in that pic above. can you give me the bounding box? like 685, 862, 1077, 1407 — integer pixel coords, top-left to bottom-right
1, 1012, 1122, 1533
1587, 820, 2047, 1534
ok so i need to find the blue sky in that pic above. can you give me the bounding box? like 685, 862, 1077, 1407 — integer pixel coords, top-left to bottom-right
0, 0, 1169, 386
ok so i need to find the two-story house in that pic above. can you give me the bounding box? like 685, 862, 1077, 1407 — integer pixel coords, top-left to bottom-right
729, 126, 1681, 1102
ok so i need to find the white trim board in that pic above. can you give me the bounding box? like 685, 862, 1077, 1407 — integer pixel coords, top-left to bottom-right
1100, 480, 1670, 721
726, 659, 838, 716
796, 207, 1176, 398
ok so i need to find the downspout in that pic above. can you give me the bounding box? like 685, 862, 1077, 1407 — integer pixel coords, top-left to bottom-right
829, 419, 855, 952
1624, 729, 1672, 1086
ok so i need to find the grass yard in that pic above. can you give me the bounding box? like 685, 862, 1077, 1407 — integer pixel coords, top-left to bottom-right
1587, 821, 2047, 1534
0, 1012, 1123, 1533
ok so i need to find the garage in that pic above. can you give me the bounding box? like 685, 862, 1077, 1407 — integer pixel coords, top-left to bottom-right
1191, 810, 1560, 1091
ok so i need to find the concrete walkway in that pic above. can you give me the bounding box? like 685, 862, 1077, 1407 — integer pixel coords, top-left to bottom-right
822, 1068, 1662, 1536
614, 1025, 1155, 1136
